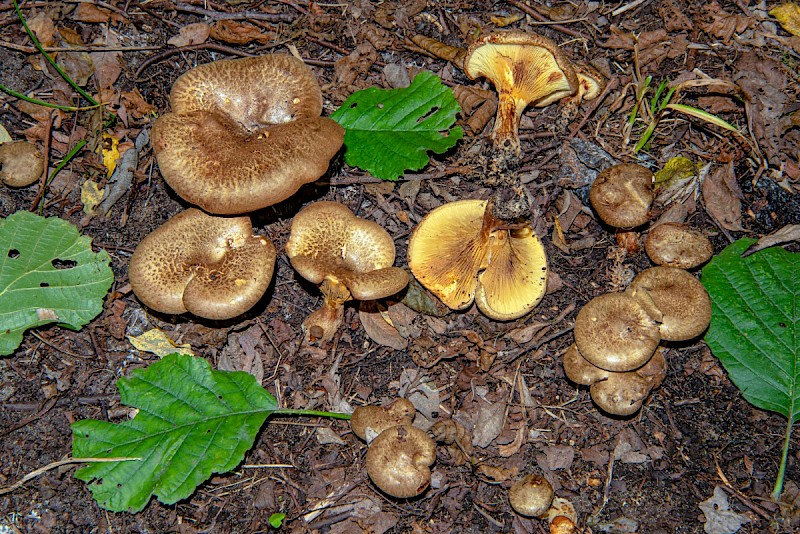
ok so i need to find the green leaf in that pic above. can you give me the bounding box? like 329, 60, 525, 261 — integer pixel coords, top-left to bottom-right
72, 353, 279, 512
702, 238, 799, 498
331, 71, 463, 180
269, 512, 286, 528
0, 211, 113, 356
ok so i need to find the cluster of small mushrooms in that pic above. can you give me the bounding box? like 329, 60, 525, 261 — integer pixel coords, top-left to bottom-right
351, 399, 578, 531
131, 31, 602, 329
563, 163, 714, 415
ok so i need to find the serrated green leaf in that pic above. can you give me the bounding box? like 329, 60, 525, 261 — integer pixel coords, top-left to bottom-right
0, 211, 113, 356
331, 71, 463, 180
702, 239, 799, 420
72, 353, 279, 512
702, 238, 800, 498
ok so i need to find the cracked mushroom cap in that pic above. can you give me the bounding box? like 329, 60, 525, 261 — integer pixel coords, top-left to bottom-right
151, 54, 344, 214
350, 398, 415, 441
408, 199, 547, 321
629, 266, 712, 341
365, 424, 436, 499
590, 371, 654, 416
509, 474, 554, 518
464, 31, 578, 151
645, 222, 713, 269
574, 291, 661, 372
285, 201, 409, 300
129, 208, 276, 320
0, 141, 44, 187
590, 163, 655, 228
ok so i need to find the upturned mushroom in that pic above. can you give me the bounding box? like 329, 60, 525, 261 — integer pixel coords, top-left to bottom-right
129, 208, 276, 320
573, 291, 661, 372
508, 474, 554, 517
628, 266, 712, 341
151, 54, 344, 214
365, 424, 436, 499
285, 201, 409, 343
645, 222, 713, 269
0, 141, 44, 187
407, 199, 547, 321
464, 32, 578, 155
350, 398, 415, 441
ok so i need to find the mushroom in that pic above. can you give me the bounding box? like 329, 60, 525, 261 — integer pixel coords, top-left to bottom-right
573, 291, 661, 372
0, 141, 44, 187
561, 343, 610, 386
129, 208, 276, 320
590, 371, 653, 416
508, 474, 554, 517
407, 199, 547, 321
548, 497, 579, 534
151, 54, 344, 214
628, 266, 712, 341
463, 31, 578, 155
365, 424, 436, 499
590, 163, 655, 229
645, 222, 713, 269
635, 346, 668, 389
350, 398, 415, 442
285, 201, 409, 343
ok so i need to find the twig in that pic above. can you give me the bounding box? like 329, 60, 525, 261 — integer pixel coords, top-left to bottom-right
173, 3, 296, 22
28, 110, 55, 212
134, 43, 255, 80
504, 0, 585, 40
0, 457, 141, 496
568, 76, 619, 140
0, 40, 162, 53
611, 0, 649, 17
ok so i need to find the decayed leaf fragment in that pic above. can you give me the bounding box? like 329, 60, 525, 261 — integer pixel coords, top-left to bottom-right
771, 2, 800, 37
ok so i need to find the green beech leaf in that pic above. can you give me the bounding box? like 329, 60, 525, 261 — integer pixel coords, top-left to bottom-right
0, 211, 113, 356
331, 71, 463, 180
72, 353, 279, 512
702, 238, 799, 498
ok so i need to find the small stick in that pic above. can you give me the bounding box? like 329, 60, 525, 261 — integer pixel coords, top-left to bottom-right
504, 0, 585, 40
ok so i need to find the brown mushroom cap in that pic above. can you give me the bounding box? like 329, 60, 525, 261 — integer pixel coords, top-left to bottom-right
573, 291, 661, 372
590, 163, 655, 228
365, 425, 436, 499
286, 201, 408, 342
350, 398, 415, 441
408, 200, 547, 321
590, 372, 653, 416
286, 201, 408, 299
635, 346, 668, 389
464, 32, 578, 152
629, 266, 712, 341
0, 141, 44, 187
508, 474, 554, 517
151, 54, 344, 214
645, 222, 713, 269
129, 208, 276, 320
562, 343, 610, 386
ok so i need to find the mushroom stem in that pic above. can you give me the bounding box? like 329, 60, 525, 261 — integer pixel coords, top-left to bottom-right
492, 95, 523, 155
303, 277, 351, 344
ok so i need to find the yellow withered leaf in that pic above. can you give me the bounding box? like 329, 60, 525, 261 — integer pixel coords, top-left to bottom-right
128, 328, 194, 358
770, 2, 800, 37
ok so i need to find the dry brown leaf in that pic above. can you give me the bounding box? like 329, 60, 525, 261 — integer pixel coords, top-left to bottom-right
90, 31, 122, 90
497, 425, 526, 457
218, 326, 267, 384
73, 3, 126, 24
57, 51, 94, 87
27, 12, 56, 47
658, 0, 693, 31
120, 88, 157, 119
359, 301, 407, 350
701, 1, 751, 43
536, 445, 575, 471
209, 20, 273, 45
475, 463, 515, 484
472, 401, 506, 448
702, 162, 745, 231
743, 224, 800, 256
508, 322, 550, 345
168, 22, 210, 47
